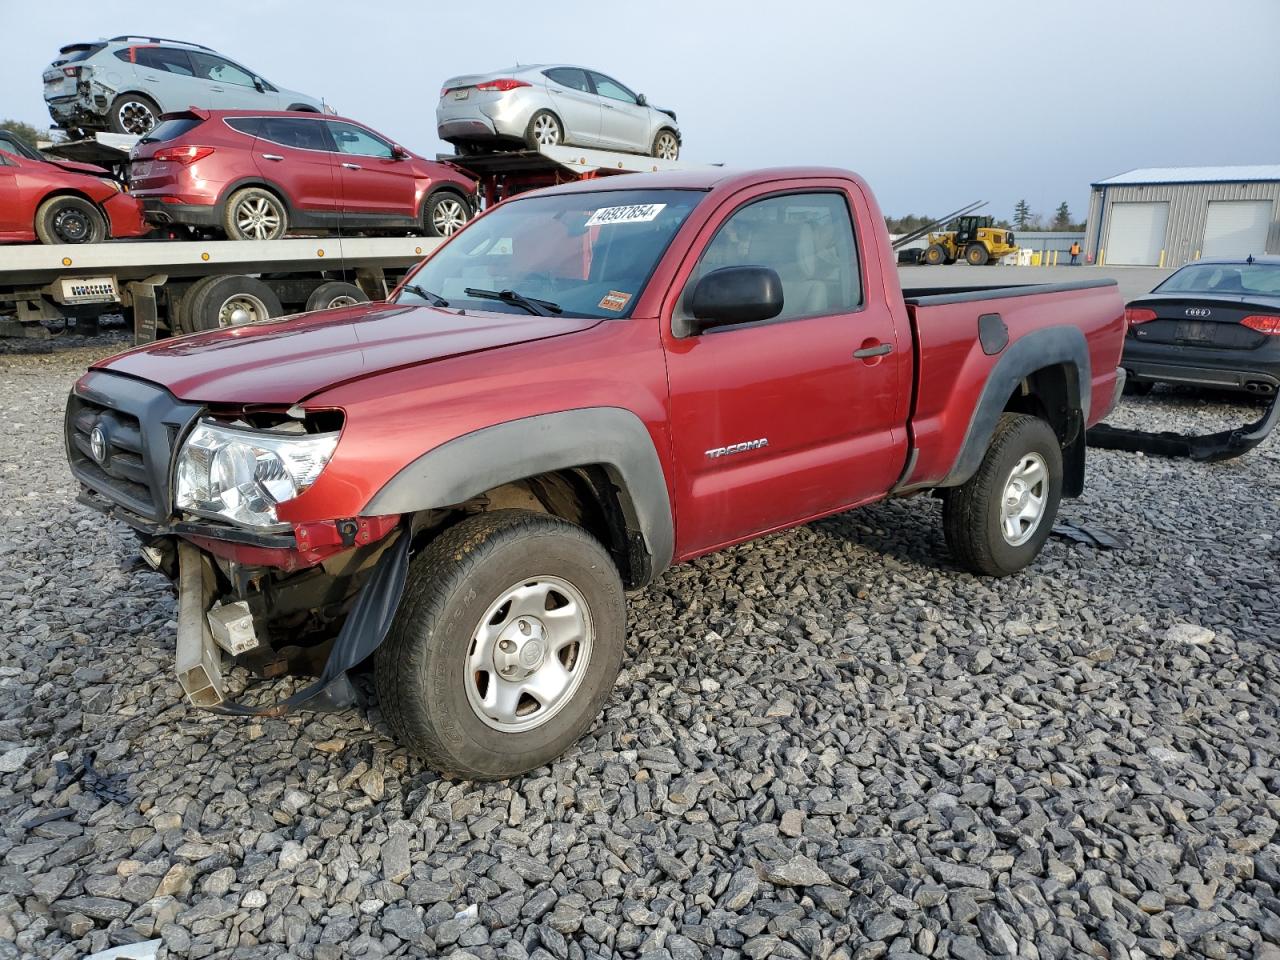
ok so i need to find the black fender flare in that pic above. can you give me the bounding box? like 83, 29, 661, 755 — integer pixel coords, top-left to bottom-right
940, 325, 1091, 489
361, 407, 675, 581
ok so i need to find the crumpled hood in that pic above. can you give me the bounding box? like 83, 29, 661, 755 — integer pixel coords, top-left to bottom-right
98, 302, 603, 405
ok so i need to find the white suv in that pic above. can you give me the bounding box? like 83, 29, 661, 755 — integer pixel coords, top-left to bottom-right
43, 35, 326, 137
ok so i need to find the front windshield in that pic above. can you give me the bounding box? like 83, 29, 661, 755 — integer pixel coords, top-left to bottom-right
396, 188, 704, 318
1155, 262, 1280, 297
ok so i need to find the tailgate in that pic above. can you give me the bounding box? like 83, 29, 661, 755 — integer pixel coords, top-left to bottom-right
1128, 297, 1273, 350
43, 67, 81, 100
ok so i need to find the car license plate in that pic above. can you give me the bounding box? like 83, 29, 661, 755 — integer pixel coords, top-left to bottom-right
132, 162, 151, 178
453, 89, 470, 100
1176, 321, 1213, 343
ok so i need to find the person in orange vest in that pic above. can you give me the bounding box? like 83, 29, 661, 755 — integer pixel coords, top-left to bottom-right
1070, 241, 1081, 265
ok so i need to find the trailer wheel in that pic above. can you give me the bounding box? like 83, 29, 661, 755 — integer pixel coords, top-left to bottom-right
223, 188, 289, 241
424, 193, 472, 237
181, 275, 283, 332
305, 281, 369, 312
524, 110, 564, 149
375, 510, 626, 780
923, 244, 947, 266
34, 196, 107, 245
108, 93, 160, 136
943, 414, 1062, 577
965, 244, 990, 266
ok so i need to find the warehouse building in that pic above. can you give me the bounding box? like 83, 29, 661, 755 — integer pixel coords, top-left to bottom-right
1083, 164, 1280, 268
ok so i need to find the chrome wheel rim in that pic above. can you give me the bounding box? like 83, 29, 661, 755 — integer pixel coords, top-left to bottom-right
432, 198, 468, 235
52, 207, 93, 243
118, 101, 157, 135
216, 293, 270, 327
325, 295, 358, 308
1000, 452, 1048, 546
234, 196, 283, 239
532, 114, 561, 146
464, 576, 593, 733
655, 133, 678, 160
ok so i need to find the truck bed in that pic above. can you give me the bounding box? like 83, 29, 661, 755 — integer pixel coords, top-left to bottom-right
899, 278, 1126, 490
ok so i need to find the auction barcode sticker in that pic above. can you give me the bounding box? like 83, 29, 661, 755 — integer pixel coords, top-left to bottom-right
585, 203, 667, 227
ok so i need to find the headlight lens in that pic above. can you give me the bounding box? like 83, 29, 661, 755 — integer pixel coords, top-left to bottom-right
174, 421, 339, 529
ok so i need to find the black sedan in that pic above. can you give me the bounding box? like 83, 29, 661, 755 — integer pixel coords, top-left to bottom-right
1122, 256, 1280, 397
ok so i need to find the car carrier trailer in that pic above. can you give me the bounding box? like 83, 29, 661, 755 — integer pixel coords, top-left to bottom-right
1, 141, 713, 343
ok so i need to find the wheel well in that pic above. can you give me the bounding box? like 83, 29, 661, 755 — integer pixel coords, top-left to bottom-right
218, 180, 294, 220
410, 467, 644, 588
34, 190, 107, 225
287, 104, 320, 112
1004, 362, 1086, 497
422, 185, 472, 216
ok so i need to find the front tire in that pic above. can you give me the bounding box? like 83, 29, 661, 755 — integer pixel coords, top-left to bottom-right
375, 511, 626, 780
524, 110, 563, 150
943, 414, 1062, 577
424, 192, 471, 237
108, 93, 160, 135
34, 196, 106, 244
223, 187, 289, 241
651, 129, 679, 160
923, 244, 947, 266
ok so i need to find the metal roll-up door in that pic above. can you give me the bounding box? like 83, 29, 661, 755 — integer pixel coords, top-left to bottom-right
1202, 200, 1273, 258
1104, 202, 1170, 266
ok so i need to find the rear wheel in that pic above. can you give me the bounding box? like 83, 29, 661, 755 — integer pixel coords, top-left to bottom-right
34, 196, 106, 244
108, 93, 160, 135
965, 244, 990, 266
524, 110, 563, 150
223, 188, 289, 241
943, 414, 1062, 577
305, 281, 369, 312
375, 510, 626, 780
179, 274, 282, 333
651, 129, 679, 160
424, 192, 471, 237
923, 244, 947, 266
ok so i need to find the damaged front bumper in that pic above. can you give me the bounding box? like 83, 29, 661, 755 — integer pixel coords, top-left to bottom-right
1087, 391, 1279, 463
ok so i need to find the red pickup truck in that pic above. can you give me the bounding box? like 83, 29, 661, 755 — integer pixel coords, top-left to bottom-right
66, 167, 1126, 778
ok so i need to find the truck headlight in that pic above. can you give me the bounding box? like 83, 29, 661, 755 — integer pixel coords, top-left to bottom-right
174, 421, 339, 529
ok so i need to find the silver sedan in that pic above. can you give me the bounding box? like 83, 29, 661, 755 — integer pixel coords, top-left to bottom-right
437, 64, 681, 159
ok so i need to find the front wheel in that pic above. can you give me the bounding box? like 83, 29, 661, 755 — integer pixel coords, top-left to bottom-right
424, 192, 471, 237
375, 511, 626, 780
943, 413, 1062, 576
34, 196, 106, 244
651, 129, 679, 160
923, 244, 947, 266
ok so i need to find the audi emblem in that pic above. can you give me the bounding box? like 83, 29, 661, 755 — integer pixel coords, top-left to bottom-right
1185, 307, 1211, 318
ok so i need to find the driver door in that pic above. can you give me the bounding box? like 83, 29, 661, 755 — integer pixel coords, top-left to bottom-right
589, 72, 650, 152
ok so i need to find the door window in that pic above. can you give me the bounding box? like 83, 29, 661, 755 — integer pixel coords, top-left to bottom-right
590, 73, 638, 104
544, 68, 591, 92
682, 192, 862, 326
134, 47, 195, 76
259, 117, 333, 151
327, 121, 394, 158
189, 52, 256, 87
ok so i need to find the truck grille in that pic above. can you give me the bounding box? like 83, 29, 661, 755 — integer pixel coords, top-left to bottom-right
65, 371, 202, 523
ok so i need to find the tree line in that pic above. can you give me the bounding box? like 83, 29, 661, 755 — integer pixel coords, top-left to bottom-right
887, 200, 1086, 235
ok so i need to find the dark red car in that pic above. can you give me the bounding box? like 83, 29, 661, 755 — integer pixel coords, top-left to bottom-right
0, 136, 146, 244
128, 109, 478, 240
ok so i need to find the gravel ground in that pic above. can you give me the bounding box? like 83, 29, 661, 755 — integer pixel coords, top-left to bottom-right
1, 342, 1278, 960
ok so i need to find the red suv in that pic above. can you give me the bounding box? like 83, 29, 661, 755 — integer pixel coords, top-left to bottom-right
129, 109, 477, 240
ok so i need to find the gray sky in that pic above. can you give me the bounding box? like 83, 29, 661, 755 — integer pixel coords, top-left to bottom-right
3, 0, 1278, 223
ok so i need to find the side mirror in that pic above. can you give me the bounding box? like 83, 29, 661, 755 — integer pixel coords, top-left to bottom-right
391, 144, 410, 159
636, 93, 647, 106
253, 77, 266, 93
687, 266, 783, 333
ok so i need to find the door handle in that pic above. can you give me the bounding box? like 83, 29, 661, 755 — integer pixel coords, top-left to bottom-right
853, 343, 893, 359
601, 103, 615, 109
261, 154, 284, 161
209, 86, 224, 93
341, 162, 362, 170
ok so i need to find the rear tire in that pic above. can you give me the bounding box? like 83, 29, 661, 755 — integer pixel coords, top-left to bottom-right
965, 244, 990, 266
223, 187, 289, 241
108, 93, 160, 135
305, 281, 369, 312
34, 196, 106, 244
923, 244, 947, 266
423, 192, 471, 237
375, 510, 626, 780
180, 274, 282, 332
943, 414, 1062, 577
651, 129, 679, 160
524, 110, 563, 150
